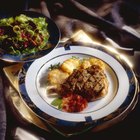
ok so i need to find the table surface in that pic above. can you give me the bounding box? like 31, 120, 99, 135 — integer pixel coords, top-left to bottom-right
4, 95, 140, 140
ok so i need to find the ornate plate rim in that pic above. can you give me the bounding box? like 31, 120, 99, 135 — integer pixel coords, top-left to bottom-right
18, 45, 138, 127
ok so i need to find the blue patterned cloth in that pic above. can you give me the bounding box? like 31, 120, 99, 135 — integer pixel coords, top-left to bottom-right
0, 76, 6, 140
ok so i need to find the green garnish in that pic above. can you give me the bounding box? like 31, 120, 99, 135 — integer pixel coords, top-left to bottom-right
48, 63, 60, 70
72, 56, 79, 59
51, 98, 62, 109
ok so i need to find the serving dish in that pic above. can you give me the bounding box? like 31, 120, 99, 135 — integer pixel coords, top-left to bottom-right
0, 11, 60, 62
18, 45, 138, 135
3, 62, 138, 137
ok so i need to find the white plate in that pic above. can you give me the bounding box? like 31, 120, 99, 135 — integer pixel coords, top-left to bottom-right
24, 45, 133, 124
36, 53, 118, 113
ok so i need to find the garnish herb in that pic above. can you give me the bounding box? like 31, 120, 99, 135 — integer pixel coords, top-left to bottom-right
51, 98, 62, 109
48, 63, 60, 70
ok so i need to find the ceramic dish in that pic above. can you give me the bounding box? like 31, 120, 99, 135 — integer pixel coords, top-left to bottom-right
3, 62, 138, 137
0, 11, 60, 62
5, 62, 138, 137
18, 45, 138, 134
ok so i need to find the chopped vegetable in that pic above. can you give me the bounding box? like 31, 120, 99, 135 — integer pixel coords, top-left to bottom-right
61, 93, 88, 112
0, 14, 50, 55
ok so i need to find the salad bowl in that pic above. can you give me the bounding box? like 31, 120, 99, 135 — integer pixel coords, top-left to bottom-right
0, 11, 60, 62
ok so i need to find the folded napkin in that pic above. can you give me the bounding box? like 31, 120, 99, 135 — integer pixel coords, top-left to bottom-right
3, 64, 51, 134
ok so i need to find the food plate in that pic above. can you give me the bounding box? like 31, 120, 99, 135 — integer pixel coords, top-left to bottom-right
0, 11, 60, 62
18, 45, 138, 133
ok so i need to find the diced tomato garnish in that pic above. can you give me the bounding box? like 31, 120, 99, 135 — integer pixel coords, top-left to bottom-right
62, 93, 88, 112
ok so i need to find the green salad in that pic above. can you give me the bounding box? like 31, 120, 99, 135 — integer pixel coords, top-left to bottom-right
0, 14, 50, 55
